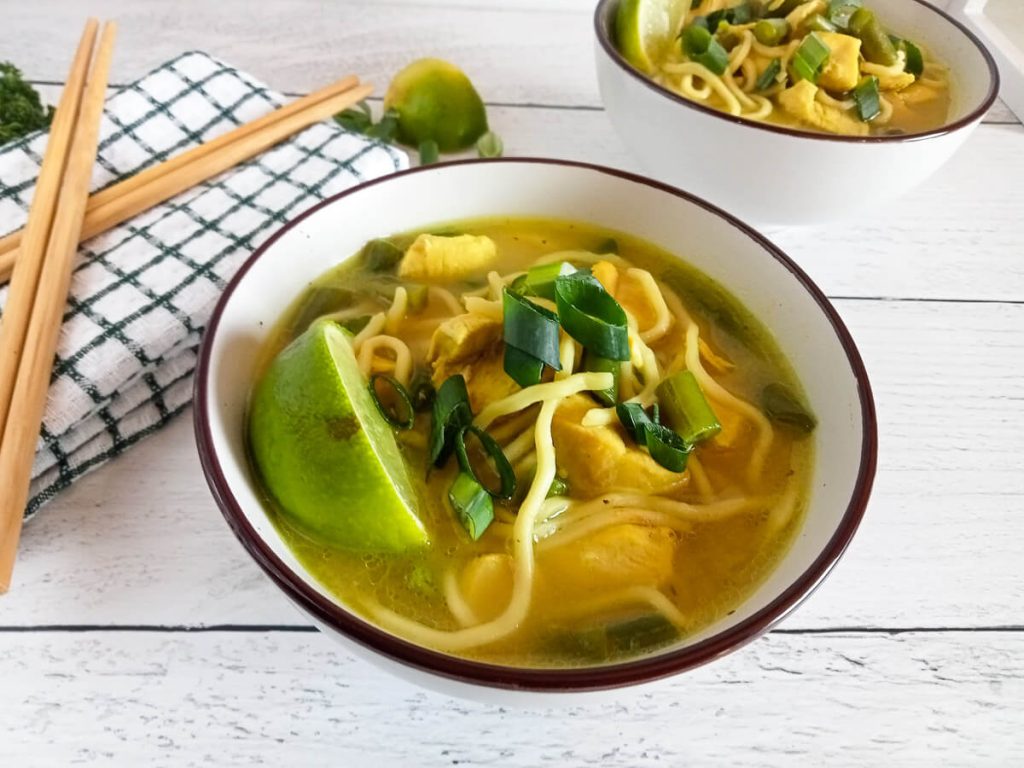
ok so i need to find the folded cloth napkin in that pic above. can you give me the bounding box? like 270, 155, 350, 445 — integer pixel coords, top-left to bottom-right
0, 51, 408, 517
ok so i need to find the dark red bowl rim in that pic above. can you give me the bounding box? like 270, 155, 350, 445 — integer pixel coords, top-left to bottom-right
594, 0, 1000, 144
194, 158, 878, 692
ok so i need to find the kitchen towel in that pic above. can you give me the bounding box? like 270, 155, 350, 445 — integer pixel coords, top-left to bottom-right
0, 50, 407, 516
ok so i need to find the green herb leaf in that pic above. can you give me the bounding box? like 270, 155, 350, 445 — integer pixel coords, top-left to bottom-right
334, 100, 373, 134
0, 62, 55, 144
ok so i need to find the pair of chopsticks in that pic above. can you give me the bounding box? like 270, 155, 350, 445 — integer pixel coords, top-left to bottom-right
0, 24, 373, 592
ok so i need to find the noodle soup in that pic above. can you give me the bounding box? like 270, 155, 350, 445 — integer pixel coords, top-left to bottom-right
248, 218, 816, 667
618, 0, 951, 136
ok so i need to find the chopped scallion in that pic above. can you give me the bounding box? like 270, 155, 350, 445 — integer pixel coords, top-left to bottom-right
615, 402, 692, 473
454, 425, 517, 500
582, 352, 620, 407
503, 288, 562, 370
790, 31, 831, 83
368, 374, 415, 430
805, 14, 838, 33
521, 261, 575, 301
503, 344, 545, 387
827, 0, 862, 31
360, 239, 404, 272
753, 18, 789, 46
853, 75, 881, 121
449, 472, 494, 541
429, 374, 474, 466
476, 131, 503, 158
655, 370, 721, 445
755, 58, 783, 92
681, 24, 730, 75
762, 382, 817, 433
554, 271, 630, 361
546, 476, 569, 498
894, 37, 924, 76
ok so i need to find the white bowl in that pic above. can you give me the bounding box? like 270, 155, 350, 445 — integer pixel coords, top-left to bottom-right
594, 0, 1000, 226
195, 159, 876, 701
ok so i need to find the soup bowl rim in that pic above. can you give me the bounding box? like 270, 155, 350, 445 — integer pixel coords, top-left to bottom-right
194, 157, 878, 692
593, 0, 1000, 144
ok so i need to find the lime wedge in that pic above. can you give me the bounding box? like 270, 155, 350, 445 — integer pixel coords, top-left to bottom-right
616, 0, 684, 75
249, 319, 427, 552
384, 58, 488, 152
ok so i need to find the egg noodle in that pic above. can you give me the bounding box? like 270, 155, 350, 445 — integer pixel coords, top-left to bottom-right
347, 250, 799, 653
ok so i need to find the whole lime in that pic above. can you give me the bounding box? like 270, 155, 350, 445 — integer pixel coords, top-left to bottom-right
249, 319, 427, 553
384, 58, 488, 152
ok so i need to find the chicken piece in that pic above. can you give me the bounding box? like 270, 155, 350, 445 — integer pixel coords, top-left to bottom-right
462, 346, 520, 413
398, 234, 497, 283
459, 553, 513, 623
541, 524, 678, 594
875, 70, 915, 92
551, 395, 687, 495
777, 79, 869, 136
428, 313, 502, 382
816, 32, 862, 93
614, 269, 660, 333
591, 260, 619, 295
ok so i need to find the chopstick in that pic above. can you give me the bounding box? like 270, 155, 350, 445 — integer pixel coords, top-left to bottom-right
0, 75, 373, 284
0, 20, 117, 592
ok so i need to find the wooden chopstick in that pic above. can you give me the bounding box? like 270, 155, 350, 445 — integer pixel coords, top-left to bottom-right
0, 75, 371, 284
0, 21, 117, 592
0, 20, 99, 444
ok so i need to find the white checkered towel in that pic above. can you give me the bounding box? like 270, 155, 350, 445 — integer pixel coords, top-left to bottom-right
0, 51, 408, 517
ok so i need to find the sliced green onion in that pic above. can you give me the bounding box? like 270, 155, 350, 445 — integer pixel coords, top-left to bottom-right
762, 382, 817, 433
655, 370, 721, 445
615, 403, 691, 473
368, 374, 415, 430
753, 18, 789, 46
596, 237, 619, 255
418, 139, 439, 165
546, 476, 569, 498
643, 423, 691, 472
503, 344, 545, 388
454, 425, 517, 500
449, 472, 494, 541
706, 1, 753, 30
408, 369, 436, 412
616, 401, 654, 443
520, 261, 575, 301
476, 131, 504, 158
805, 14, 838, 33
554, 271, 630, 361
429, 374, 474, 466
582, 352, 620, 407
894, 38, 924, 76
681, 24, 730, 75
337, 314, 371, 334
853, 75, 881, 121
827, 0, 862, 30
503, 289, 562, 370
790, 31, 831, 83
651, 403, 660, 424
361, 238, 404, 272
849, 8, 898, 65
755, 58, 783, 92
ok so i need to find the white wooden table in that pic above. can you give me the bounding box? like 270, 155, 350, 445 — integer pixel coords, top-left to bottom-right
3, 1, 1022, 765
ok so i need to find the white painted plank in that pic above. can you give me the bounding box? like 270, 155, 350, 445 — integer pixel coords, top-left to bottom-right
4, 300, 1022, 628
1, 630, 1021, 766
8, 0, 1020, 124
12, 92, 1024, 303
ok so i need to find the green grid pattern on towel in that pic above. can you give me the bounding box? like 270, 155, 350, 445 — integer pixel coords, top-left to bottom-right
0, 51, 407, 517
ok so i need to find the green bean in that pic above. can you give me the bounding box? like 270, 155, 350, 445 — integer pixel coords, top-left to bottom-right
849, 8, 898, 65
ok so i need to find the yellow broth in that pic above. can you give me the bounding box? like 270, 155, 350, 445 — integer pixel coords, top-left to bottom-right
251, 217, 814, 667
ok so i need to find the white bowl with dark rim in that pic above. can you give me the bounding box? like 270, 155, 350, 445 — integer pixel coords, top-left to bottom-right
194, 159, 876, 701
594, 0, 1000, 226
